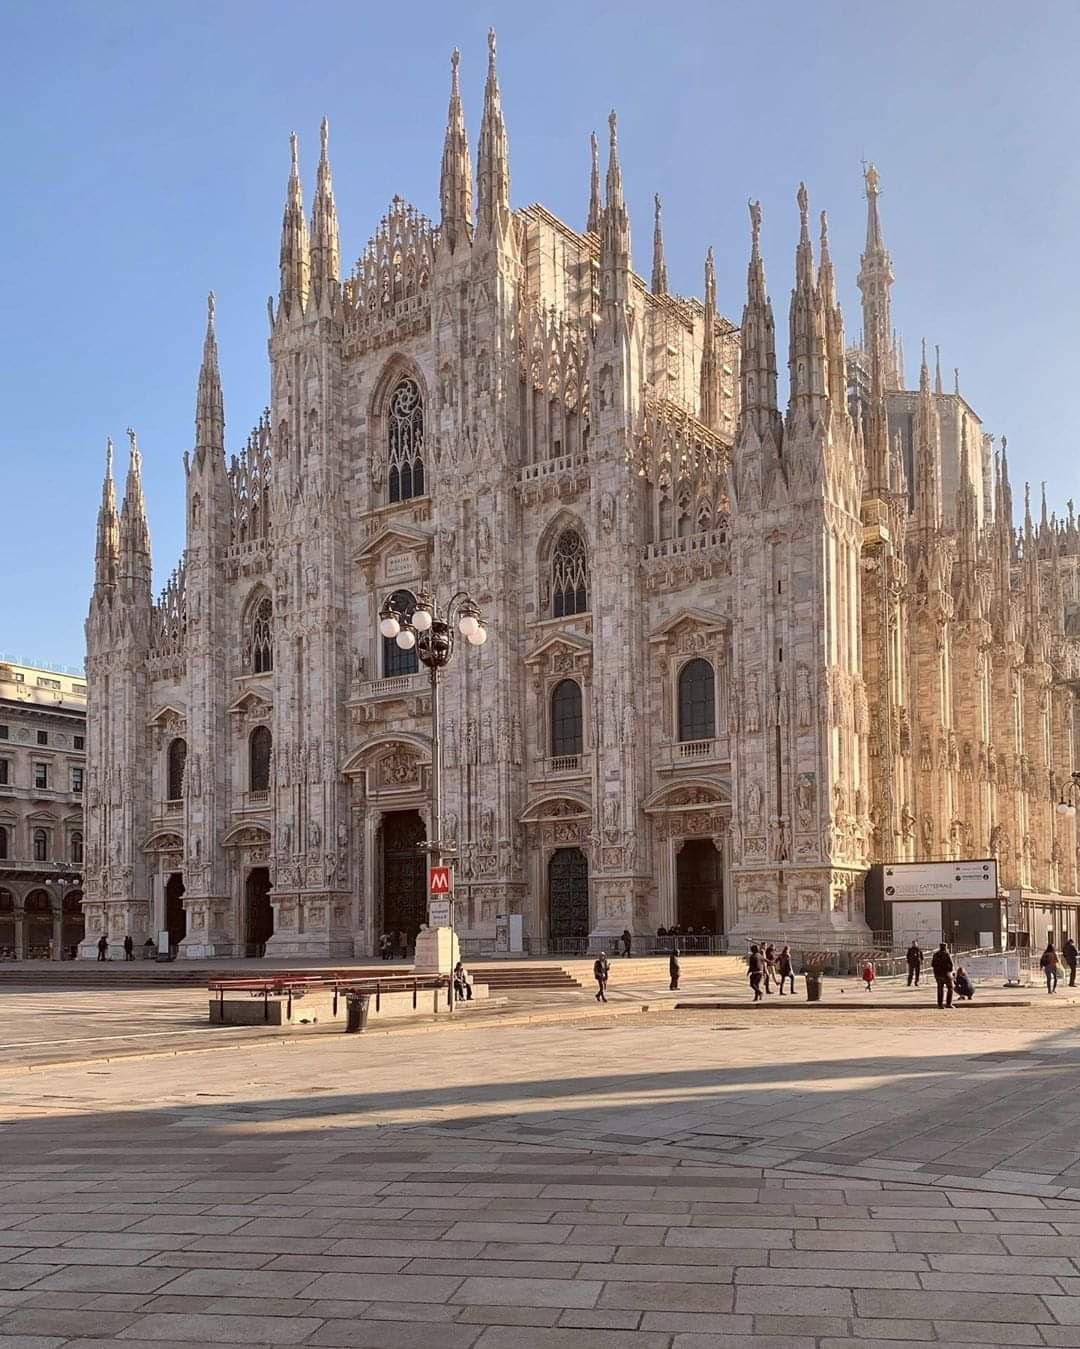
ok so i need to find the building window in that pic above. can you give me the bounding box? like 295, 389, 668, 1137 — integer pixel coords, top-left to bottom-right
37, 677, 61, 690
33, 828, 48, 862
70, 831, 83, 865
37, 730, 48, 746
166, 738, 187, 801
0, 724, 8, 739
0, 759, 8, 786
74, 736, 84, 751
249, 725, 272, 793
382, 589, 419, 677
387, 377, 425, 503
551, 528, 588, 618
33, 762, 49, 790
678, 658, 716, 742
550, 679, 584, 757
0, 826, 7, 859
70, 766, 84, 794
72, 684, 86, 695
250, 596, 273, 674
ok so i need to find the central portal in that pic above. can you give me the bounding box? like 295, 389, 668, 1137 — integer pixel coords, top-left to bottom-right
380, 810, 427, 947
547, 846, 589, 951
245, 867, 273, 956
676, 839, 723, 932
165, 873, 186, 949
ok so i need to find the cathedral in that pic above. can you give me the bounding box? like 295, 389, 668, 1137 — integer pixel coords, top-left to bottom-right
81, 33, 1080, 958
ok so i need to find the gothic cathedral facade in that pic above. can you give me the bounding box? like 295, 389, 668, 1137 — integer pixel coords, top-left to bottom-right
81, 35, 1080, 957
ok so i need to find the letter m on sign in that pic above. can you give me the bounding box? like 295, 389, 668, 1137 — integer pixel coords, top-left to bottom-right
429, 865, 453, 895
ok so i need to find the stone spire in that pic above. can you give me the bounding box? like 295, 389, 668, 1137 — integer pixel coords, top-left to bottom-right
934, 343, 943, 396
476, 28, 511, 236
1022, 480, 1043, 640
700, 246, 720, 430
739, 199, 780, 443
309, 117, 340, 292
600, 111, 630, 266
586, 132, 601, 234
786, 183, 828, 420
119, 426, 152, 597
439, 49, 473, 253
279, 132, 310, 314
194, 292, 225, 466
94, 437, 120, 591
913, 339, 942, 530
651, 194, 668, 295
817, 209, 848, 410
857, 163, 900, 391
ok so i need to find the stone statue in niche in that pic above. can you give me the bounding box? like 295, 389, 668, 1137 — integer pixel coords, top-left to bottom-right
745, 781, 763, 829
795, 773, 816, 830
795, 665, 812, 728
745, 671, 761, 733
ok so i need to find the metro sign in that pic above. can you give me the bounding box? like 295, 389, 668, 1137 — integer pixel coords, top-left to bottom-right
429, 865, 454, 895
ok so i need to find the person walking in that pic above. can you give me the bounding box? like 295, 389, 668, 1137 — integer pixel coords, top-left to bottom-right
593, 951, 610, 1002
96, 934, 108, 962
931, 942, 954, 1008
862, 958, 875, 992
621, 929, 632, 958
379, 932, 392, 960
906, 941, 923, 987
669, 946, 681, 991
1040, 942, 1061, 994
763, 943, 776, 994
777, 944, 795, 995
123, 935, 134, 962
1064, 936, 1078, 988
747, 944, 765, 1001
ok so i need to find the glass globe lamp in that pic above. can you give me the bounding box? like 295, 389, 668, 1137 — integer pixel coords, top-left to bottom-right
379, 615, 400, 639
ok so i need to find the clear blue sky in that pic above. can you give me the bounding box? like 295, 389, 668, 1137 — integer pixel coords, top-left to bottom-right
3, 0, 1078, 667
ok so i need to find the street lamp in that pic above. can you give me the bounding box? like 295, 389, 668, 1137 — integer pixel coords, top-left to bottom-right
378, 590, 489, 989
45, 869, 81, 961
1056, 771, 1080, 818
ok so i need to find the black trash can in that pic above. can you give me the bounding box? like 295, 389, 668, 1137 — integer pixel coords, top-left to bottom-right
805, 973, 823, 1002
345, 992, 370, 1033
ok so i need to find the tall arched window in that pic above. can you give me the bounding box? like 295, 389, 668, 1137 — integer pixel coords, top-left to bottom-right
167, 738, 187, 801
250, 596, 273, 674
382, 589, 419, 677
33, 828, 48, 862
678, 658, 716, 742
249, 726, 272, 793
70, 830, 83, 865
550, 679, 584, 757
387, 378, 425, 503
0, 826, 7, 860
551, 528, 588, 618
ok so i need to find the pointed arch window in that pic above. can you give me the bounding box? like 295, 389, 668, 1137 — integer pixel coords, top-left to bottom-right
249, 726, 272, 794
387, 378, 425, 503
678, 658, 716, 742
382, 589, 419, 677
550, 679, 584, 757
551, 528, 588, 618
250, 596, 273, 674
167, 738, 187, 802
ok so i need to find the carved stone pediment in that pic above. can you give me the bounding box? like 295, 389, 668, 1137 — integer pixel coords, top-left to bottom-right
643, 778, 732, 814
520, 794, 592, 824
227, 690, 273, 727
147, 704, 188, 744
523, 632, 593, 688
647, 608, 728, 653
353, 521, 432, 587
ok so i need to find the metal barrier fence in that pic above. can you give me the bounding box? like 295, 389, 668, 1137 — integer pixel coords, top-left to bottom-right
207, 972, 453, 1023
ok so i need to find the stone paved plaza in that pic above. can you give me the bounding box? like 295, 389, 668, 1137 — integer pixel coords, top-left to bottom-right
4, 982, 1080, 1346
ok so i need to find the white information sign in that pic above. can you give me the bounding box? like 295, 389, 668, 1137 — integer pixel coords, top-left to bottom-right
428, 897, 452, 928
882, 859, 997, 901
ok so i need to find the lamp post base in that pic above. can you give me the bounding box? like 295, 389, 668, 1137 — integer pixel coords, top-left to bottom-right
413, 924, 460, 975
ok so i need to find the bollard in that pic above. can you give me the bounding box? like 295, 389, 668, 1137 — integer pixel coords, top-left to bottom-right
805, 972, 823, 1002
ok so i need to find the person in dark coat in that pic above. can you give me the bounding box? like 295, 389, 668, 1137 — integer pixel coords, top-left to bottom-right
954, 966, 975, 1001
123, 935, 134, 961
762, 943, 776, 994
905, 941, 923, 987
1064, 936, 1078, 988
747, 944, 765, 1001
777, 944, 795, 995
669, 947, 681, 991
931, 942, 954, 1008
621, 929, 632, 958
593, 952, 610, 1002
96, 934, 108, 962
